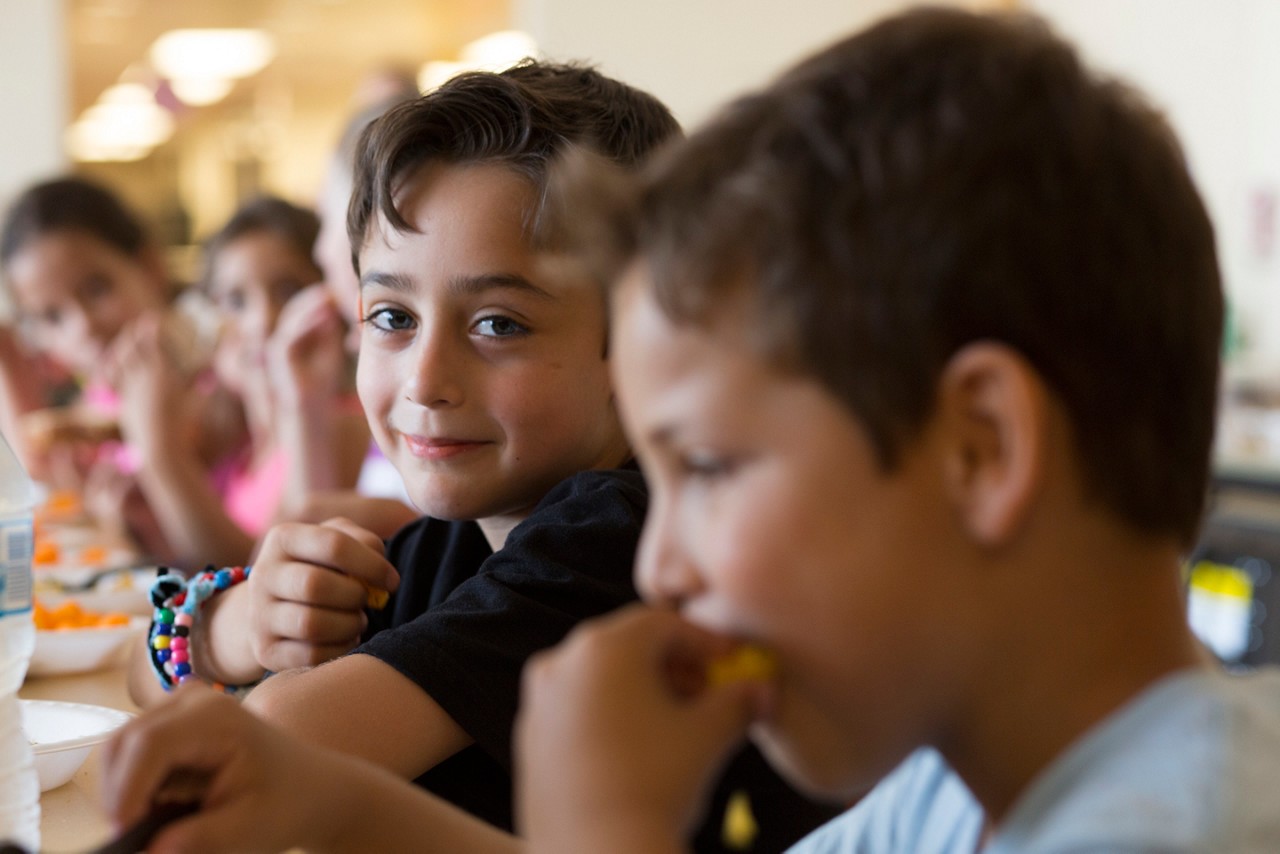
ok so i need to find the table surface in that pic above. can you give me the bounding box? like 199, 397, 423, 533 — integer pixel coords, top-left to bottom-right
20, 663, 139, 852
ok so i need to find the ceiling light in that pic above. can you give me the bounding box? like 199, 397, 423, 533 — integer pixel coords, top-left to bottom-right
66, 83, 174, 162
418, 30, 538, 93
150, 29, 276, 81
460, 30, 537, 70
417, 61, 466, 92
170, 77, 234, 107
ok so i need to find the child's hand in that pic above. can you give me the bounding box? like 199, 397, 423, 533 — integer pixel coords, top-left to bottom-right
106, 313, 190, 463
267, 285, 348, 412
516, 604, 773, 852
246, 517, 400, 673
101, 685, 359, 853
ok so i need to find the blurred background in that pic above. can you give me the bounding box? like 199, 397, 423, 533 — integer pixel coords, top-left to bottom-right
5, 0, 1280, 457
6, 0, 1280, 662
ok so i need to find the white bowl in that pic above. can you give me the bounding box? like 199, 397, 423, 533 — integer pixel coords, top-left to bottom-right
20, 699, 133, 791
34, 568, 155, 616
28, 617, 148, 677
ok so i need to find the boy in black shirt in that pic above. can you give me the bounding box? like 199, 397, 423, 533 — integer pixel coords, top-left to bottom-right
172, 62, 836, 849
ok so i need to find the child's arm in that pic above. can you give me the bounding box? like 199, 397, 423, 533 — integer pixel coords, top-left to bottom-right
108, 315, 255, 568
243, 654, 476, 779
516, 605, 769, 854
101, 686, 523, 854
0, 325, 53, 472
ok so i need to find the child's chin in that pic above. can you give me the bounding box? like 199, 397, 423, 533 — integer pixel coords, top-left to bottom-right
752, 724, 877, 803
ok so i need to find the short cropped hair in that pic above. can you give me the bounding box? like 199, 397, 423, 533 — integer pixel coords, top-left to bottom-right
1, 177, 148, 267
346, 60, 680, 273
202, 195, 321, 289
599, 9, 1223, 546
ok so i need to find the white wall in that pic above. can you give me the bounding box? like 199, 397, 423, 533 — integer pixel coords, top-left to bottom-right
519, 0, 1280, 374
1027, 0, 1280, 375
0, 0, 68, 318
515, 0, 916, 128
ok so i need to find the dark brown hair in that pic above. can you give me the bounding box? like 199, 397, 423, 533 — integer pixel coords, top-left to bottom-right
1, 177, 149, 267
603, 8, 1223, 546
346, 60, 680, 273
201, 195, 321, 289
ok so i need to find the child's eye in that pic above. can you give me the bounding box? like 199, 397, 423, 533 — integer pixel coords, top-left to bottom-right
472, 315, 529, 338
82, 274, 113, 301
678, 451, 737, 480
37, 307, 62, 327
363, 307, 415, 332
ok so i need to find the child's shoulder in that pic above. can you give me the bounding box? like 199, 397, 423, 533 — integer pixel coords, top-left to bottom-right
993, 667, 1280, 851
536, 464, 647, 511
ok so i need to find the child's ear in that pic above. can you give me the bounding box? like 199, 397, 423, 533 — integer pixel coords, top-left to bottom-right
937, 342, 1047, 546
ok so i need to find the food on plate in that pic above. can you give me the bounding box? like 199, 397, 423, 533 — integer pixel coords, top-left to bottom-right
32, 598, 131, 630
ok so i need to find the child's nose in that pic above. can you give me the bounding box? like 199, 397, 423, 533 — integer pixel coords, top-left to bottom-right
635, 508, 702, 607
404, 328, 466, 407
76, 306, 112, 348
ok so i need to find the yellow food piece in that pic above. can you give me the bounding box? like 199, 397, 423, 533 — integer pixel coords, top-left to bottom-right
721, 789, 759, 850
32, 598, 131, 630
362, 582, 390, 610
707, 645, 777, 688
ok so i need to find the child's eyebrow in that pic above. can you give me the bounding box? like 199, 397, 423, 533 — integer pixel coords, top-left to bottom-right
359, 270, 557, 303
448, 273, 557, 302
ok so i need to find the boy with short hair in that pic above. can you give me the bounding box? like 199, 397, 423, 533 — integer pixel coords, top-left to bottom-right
161, 61, 836, 848
514, 8, 1280, 852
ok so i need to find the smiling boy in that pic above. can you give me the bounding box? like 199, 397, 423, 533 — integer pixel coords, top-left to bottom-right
171, 61, 837, 848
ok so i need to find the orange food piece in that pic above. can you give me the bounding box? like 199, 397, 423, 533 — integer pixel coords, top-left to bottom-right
31, 601, 55, 630
31, 597, 131, 630
33, 540, 59, 565
47, 491, 80, 514
361, 580, 390, 610
79, 545, 108, 565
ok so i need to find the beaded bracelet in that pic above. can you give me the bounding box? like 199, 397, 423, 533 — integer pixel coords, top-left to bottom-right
148, 565, 253, 694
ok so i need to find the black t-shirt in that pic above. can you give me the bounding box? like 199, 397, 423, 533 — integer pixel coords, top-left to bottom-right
357, 467, 840, 851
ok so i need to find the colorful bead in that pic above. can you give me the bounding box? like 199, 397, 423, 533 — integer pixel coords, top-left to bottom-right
148, 565, 255, 696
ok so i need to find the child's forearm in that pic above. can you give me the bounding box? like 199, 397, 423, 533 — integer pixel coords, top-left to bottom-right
135, 451, 255, 568
276, 405, 369, 517
318, 755, 525, 854
0, 329, 45, 465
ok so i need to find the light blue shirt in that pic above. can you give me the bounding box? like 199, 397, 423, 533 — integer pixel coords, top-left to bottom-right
790, 667, 1280, 853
